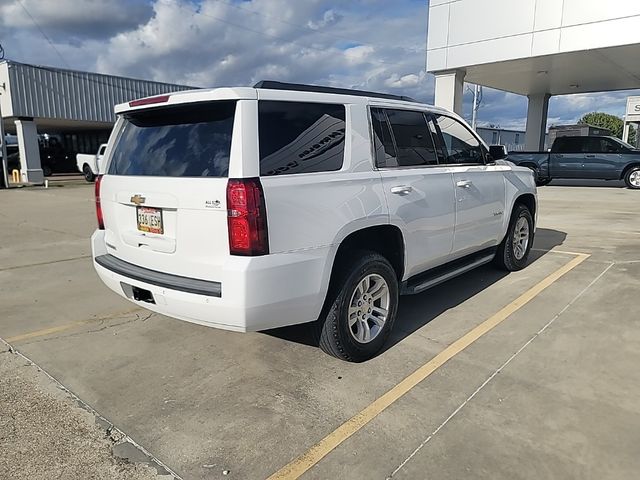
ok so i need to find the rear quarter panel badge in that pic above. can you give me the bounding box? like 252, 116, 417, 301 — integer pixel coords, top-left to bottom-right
205, 200, 222, 209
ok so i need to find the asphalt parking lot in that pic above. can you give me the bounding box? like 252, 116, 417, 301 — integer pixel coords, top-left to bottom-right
1, 180, 639, 479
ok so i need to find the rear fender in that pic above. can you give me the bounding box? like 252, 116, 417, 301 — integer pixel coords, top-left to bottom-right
314, 217, 394, 317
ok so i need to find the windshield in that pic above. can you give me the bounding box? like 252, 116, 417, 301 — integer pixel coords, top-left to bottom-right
108, 101, 236, 177
608, 136, 636, 150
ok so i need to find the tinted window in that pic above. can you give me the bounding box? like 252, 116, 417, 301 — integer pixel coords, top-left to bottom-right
109, 101, 236, 177
582, 137, 602, 153
553, 137, 582, 153
259, 101, 345, 176
600, 138, 621, 153
386, 109, 438, 166
433, 114, 484, 164
371, 108, 398, 168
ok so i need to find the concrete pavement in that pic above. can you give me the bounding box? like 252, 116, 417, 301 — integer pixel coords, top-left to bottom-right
0, 181, 638, 479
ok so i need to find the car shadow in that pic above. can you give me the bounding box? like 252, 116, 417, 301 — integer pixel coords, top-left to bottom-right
545, 179, 626, 188
263, 228, 567, 353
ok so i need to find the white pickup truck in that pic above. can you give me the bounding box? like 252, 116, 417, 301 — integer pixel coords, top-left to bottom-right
91, 81, 537, 361
76, 144, 107, 182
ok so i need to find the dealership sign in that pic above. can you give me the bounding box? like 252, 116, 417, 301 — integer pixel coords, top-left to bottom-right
626, 96, 640, 120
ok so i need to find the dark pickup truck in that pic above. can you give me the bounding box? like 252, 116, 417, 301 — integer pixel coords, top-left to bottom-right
507, 136, 640, 189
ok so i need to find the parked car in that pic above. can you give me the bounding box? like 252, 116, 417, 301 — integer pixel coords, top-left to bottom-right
77, 144, 107, 182
4, 145, 20, 172
91, 81, 537, 361
7, 144, 76, 177
507, 135, 640, 188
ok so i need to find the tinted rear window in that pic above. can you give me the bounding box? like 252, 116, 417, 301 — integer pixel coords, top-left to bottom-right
385, 109, 438, 166
108, 101, 236, 177
553, 137, 582, 153
258, 101, 346, 176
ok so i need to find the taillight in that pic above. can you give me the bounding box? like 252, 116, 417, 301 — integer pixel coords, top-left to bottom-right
226, 178, 269, 256
95, 175, 105, 230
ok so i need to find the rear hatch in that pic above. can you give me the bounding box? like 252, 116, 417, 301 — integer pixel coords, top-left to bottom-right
99, 100, 237, 280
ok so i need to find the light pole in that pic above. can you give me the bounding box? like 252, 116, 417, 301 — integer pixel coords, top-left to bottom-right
471, 84, 482, 131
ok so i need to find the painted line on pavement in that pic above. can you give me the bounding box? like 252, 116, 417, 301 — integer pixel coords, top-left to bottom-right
387, 260, 613, 478
267, 252, 590, 480
5, 308, 142, 343
0, 255, 92, 272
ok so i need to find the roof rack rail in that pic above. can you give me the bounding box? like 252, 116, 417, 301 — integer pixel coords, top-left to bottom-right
253, 80, 417, 103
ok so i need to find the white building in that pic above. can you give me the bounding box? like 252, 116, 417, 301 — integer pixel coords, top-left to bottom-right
427, 0, 640, 150
476, 126, 525, 151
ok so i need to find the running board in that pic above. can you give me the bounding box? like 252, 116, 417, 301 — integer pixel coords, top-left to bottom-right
401, 248, 497, 295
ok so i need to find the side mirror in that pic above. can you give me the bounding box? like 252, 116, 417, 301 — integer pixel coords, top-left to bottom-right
489, 145, 507, 160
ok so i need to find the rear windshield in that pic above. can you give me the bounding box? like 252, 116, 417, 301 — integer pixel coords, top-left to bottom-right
108, 101, 236, 177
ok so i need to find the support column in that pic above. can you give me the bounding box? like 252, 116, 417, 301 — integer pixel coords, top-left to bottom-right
622, 121, 631, 143
434, 70, 465, 115
15, 118, 43, 184
525, 93, 550, 151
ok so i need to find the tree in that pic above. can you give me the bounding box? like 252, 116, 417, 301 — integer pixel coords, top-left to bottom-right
578, 112, 625, 139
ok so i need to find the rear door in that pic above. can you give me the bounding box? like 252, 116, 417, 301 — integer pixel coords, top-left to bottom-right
372, 107, 456, 277
550, 137, 584, 178
100, 100, 240, 281
430, 113, 507, 258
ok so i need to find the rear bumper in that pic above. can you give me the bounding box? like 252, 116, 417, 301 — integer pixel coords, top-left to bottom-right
91, 230, 331, 332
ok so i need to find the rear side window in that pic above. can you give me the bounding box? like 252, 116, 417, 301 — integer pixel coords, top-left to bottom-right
433, 114, 485, 164
553, 137, 582, 153
385, 109, 438, 166
371, 108, 398, 168
109, 101, 236, 177
259, 101, 346, 176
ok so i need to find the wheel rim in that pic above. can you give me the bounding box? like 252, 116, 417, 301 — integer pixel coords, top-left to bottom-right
629, 170, 640, 187
512, 216, 530, 260
347, 273, 390, 344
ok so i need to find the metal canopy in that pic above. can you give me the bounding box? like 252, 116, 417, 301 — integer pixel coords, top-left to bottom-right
463, 43, 640, 97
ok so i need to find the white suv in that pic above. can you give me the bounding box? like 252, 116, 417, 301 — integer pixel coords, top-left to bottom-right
92, 81, 536, 362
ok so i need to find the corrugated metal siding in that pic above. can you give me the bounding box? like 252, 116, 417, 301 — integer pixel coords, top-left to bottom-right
7, 61, 194, 122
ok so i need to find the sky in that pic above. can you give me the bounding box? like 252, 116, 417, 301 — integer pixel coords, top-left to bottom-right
0, 0, 638, 130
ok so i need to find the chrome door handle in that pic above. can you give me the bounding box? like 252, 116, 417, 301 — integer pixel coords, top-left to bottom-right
390, 185, 413, 195
456, 180, 472, 188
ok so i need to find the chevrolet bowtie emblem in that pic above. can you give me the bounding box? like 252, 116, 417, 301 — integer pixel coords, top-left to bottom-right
130, 194, 146, 205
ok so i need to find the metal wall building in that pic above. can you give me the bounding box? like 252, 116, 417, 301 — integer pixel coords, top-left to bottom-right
1, 60, 193, 183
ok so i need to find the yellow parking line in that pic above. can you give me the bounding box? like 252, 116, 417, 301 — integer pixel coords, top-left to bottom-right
5, 308, 142, 343
268, 252, 590, 480
533, 248, 589, 257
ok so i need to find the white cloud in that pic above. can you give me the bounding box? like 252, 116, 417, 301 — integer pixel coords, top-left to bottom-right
2, 0, 636, 128
385, 72, 424, 89
344, 45, 374, 63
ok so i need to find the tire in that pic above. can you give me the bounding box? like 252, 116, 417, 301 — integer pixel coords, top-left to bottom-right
82, 164, 95, 182
42, 165, 52, 177
316, 251, 399, 362
528, 165, 551, 186
535, 177, 552, 187
494, 203, 534, 271
623, 166, 640, 189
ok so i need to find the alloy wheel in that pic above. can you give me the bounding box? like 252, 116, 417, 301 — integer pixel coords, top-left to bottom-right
347, 274, 390, 344
512, 216, 530, 260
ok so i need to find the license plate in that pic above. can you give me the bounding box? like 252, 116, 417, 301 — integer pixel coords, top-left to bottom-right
137, 206, 163, 234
